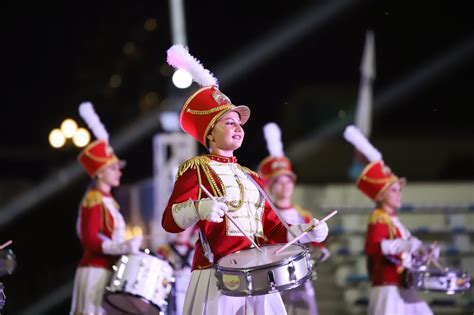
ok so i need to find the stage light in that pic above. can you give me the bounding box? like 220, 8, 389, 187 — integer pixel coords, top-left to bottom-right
72, 128, 91, 147
159, 111, 180, 132
60, 118, 78, 138
49, 129, 66, 148
172, 69, 192, 89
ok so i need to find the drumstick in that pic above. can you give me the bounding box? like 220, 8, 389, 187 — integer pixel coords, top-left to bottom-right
425, 241, 447, 272
0, 240, 12, 250
425, 241, 436, 266
275, 210, 338, 255
199, 184, 263, 253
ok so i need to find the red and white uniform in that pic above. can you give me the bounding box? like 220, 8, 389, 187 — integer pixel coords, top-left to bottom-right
162, 154, 290, 315
70, 188, 126, 315
365, 208, 432, 315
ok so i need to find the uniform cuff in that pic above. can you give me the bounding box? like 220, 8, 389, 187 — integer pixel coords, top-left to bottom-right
172, 198, 199, 229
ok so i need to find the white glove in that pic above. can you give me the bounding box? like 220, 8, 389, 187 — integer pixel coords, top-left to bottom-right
381, 237, 422, 255
408, 237, 422, 253
195, 197, 227, 223
307, 219, 329, 243
318, 247, 331, 262
102, 236, 143, 255
288, 219, 329, 244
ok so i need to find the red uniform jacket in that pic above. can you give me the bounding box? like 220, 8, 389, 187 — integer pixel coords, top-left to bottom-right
77, 189, 120, 269
365, 208, 403, 286
162, 155, 289, 271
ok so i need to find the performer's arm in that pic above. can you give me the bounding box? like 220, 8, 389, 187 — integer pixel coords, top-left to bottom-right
162, 169, 200, 233
365, 222, 389, 257
80, 204, 106, 254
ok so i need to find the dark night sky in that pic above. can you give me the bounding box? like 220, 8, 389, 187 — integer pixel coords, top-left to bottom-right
1, 1, 474, 313
2, 0, 474, 183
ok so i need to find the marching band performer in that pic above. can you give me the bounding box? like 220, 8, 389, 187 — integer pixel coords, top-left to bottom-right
161, 45, 329, 315
344, 125, 434, 315
258, 122, 330, 315
70, 102, 142, 315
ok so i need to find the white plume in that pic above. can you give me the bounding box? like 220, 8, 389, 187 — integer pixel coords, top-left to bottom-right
263, 122, 284, 157
166, 44, 218, 87
343, 125, 382, 162
79, 102, 109, 141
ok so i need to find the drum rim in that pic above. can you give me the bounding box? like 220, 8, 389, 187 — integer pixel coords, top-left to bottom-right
408, 269, 471, 293
218, 270, 313, 296
116, 250, 175, 270
216, 243, 309, 271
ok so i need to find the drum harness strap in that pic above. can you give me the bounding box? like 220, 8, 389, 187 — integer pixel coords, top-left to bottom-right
245, 174, 297, 239
197, 175, 299, 266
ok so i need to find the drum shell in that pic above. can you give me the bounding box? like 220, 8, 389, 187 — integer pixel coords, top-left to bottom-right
105, 251, 174, 313
215, 244, 313, 296
407, 266, 471, 294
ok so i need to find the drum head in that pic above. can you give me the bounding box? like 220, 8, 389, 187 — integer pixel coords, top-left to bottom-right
218, 243, 306, 269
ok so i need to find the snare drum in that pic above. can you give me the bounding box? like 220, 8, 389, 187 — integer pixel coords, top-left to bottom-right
406, 265, 471, 294
215, 243, 312, 296
105, 251, 175, 314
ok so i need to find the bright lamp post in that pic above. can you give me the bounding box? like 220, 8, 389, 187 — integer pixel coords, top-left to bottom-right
49, 118, 91, 149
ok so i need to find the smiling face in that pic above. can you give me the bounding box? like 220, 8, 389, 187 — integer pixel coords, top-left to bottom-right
96, 162, 122, 189
207, 111, 244, 156
378, 180, 402, 213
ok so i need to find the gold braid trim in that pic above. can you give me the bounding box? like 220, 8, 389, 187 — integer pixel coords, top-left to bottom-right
368, 209, 395, 239
186, 104, 234, 115
81, 190, 103, 208
176, 156, 212, 178
175, 156, 225, 199
81, 190, 114, 233
238, 165, 260, 178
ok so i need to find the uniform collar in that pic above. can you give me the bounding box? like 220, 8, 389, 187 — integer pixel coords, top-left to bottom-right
92, 187, 112, 197
207, 154, 238, 163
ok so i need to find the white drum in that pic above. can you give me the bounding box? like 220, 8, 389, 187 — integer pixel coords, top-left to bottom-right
105, 251, 175, 314
406, 265, 471, 294
215, 243, 312, 296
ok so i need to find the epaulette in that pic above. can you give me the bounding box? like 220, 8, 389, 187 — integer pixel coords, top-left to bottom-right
294, 205, 313, 221
368, 209, 392, 225
176, 155, 211, 179
81, 190, 103, 208
239, 165, 259, 178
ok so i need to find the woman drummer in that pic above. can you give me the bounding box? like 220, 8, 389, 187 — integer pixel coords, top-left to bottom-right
258, 122, 330, 315
70, 103, 142, 315
344, 125, 435, 315
161, 45, 329, 315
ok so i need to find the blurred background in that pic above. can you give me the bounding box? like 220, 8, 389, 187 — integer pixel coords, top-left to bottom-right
1, 0, 473, 314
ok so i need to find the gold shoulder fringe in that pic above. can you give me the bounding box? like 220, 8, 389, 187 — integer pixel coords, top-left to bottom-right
81, 190, 103, 208
176, 156, 211, 179
239, 165, 259, 178
294, 205, 312, 219
368, 209, 392, 225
